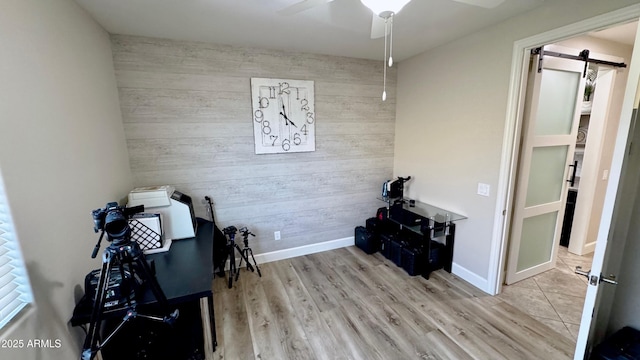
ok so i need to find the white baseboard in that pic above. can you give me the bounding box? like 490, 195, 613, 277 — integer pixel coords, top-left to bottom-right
582, 242, 596, 255
219, 237, 355, 271
452, 263, 491, 295
223, 238, 492, 295
254, 237, 355, 264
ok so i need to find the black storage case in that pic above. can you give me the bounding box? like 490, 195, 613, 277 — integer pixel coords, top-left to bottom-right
380, 233, 394, 259
388, 238, 404, 266
428, 240, 445, 270
365, 217, 380, 234
370, 217, 400, 236
355, 226, 379, 254
401, 246, 424, 276
400, 241, 444, 277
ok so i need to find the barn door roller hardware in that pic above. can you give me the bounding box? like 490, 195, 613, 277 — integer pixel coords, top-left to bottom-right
532, 47, 627, 77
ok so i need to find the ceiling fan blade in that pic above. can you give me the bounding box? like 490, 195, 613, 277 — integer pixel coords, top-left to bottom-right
370, 14, 388, 39
450, 0, 505, 9
277, 0, 335, 16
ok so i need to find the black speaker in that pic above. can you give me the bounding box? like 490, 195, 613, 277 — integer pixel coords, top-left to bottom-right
355, 226, 379, 254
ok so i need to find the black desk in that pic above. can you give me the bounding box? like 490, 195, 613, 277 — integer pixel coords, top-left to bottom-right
71, 218, 216, 356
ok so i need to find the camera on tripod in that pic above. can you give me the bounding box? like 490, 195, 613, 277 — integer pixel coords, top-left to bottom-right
82, 202, 179, 360
92, 202, 144, 243
239, 227, 255, 239
219, 225, 261, 288
222, 226, 238, 239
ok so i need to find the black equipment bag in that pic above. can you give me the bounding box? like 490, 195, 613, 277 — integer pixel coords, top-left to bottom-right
389, 238, 404, 266
355, 226, 379, 254
205, 196, 228, 277
212, 224, 228, 277
401, 246, 424, 276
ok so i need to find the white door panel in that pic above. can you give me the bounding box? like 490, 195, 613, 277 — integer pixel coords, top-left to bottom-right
506, 54, 585, 285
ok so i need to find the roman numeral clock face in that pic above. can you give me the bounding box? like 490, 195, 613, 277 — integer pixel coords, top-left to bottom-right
251, 78, 315, 154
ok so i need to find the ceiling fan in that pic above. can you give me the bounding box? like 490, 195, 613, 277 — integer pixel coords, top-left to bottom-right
278, 0, 506, 39
278, 0, 506, 101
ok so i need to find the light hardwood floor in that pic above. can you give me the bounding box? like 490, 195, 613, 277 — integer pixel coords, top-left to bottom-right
212, 247, 576, 360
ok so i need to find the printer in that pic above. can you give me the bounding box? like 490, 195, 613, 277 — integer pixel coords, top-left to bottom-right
128, 186, 197, 241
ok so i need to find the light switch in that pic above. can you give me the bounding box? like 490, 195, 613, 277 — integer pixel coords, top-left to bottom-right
603, 170, 609, 180
477, 183, 490, 197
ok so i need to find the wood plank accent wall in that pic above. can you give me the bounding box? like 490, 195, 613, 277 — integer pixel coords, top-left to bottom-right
111, 35, 396, 254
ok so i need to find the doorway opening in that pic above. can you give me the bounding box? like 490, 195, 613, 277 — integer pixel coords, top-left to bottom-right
504, 23, 636, 283
496, 15, 638, 350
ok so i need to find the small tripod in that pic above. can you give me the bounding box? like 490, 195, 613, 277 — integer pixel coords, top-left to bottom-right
81, 205, 178, 360
222, 226, 261, 288
235, 227, 261, 280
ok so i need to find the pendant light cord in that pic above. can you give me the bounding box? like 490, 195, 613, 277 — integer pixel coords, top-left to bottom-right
389, 13, 394, 67
383, 16, 388, 101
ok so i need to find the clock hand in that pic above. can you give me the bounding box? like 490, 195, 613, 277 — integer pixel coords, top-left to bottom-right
278, 97, 288, 125
279, 111, 289, 126
279, 111, 297, 128
281, 103, 289, 125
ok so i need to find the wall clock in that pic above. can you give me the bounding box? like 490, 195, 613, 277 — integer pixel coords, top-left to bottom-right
250, 78, 315, 154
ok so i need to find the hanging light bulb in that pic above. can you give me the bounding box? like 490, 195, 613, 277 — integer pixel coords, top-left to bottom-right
361, 0, 412, 101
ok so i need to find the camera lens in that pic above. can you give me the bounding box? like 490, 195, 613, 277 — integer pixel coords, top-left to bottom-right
104, 209, 129, 239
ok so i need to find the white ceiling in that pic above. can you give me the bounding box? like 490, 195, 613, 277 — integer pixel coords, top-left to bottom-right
74, 0, 547, 61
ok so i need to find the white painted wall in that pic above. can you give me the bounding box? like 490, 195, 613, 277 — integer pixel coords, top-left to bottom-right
394, 0, 640, 292
0, 0, 132, 358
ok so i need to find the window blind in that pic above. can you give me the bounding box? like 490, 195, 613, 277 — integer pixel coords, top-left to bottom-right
0, 173, 32, 330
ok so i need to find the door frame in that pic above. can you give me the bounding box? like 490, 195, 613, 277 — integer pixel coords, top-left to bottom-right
489, 4, 640, 295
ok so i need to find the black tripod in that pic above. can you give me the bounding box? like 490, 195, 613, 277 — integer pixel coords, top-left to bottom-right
235, 227, 261, 280
81, 205, 178, 360
222, 226, 254, 289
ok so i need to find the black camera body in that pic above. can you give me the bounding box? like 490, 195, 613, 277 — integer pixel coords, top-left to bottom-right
222, 226, 238, 242
92, 202, 144, 243
239, 227, 255, 241
223, 226, 237, 236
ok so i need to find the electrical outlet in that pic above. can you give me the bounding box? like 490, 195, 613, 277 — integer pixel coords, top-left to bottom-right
477, 183, 490, 197
274, 231, 281, 241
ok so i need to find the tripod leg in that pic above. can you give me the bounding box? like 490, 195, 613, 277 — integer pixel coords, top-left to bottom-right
81, 255, 114, 360
241, 249, 253, 272
235, 248, 244, 282
116, 256, 136, 309
247, 248, 262, 277
132, 255, 179, 325
227, 243, 235, 289
237, 245, 254, 272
